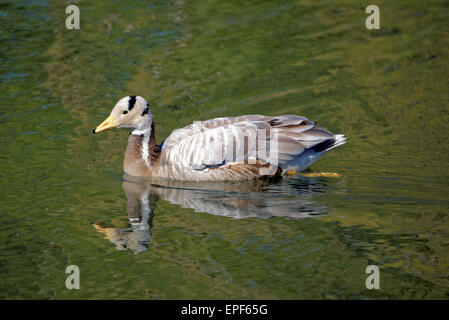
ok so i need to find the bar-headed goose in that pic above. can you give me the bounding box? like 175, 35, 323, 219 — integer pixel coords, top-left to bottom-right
93, 96, 346, 181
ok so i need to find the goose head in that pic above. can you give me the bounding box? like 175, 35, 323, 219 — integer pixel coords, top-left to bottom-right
93, 96, 152, 134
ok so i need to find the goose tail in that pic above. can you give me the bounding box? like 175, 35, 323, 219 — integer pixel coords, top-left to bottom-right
282, 134, 347, 172
326, 134, 347, 151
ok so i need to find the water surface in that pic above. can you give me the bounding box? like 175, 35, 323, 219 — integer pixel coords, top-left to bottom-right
0, 0, 448, 299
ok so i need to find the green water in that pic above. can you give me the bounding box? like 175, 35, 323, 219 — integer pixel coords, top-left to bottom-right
1, 0, 448, 299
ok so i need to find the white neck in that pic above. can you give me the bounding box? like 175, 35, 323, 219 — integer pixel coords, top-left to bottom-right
131, 128, 151, 136
130, 127, 152, 169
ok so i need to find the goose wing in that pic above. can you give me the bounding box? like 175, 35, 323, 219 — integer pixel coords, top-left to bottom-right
160, 115, 339, 172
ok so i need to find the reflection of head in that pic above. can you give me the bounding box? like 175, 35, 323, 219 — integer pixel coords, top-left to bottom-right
93, 222, 150, 254
92, 181, 157, 254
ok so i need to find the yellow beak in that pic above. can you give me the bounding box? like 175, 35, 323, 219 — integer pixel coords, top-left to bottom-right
93, 115, 117, 133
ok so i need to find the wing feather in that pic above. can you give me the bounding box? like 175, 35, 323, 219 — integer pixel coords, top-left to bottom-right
161, 114, 341, 174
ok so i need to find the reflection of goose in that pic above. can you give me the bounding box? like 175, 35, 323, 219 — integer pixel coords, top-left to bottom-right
147, 179, 328, 219
93, 96, 346, 181
93, 175, 332, 253
93, 182, 157, 254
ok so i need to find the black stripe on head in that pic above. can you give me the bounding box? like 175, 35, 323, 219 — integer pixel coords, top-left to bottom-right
141, 105, 149, 116
128, 96, 137, 111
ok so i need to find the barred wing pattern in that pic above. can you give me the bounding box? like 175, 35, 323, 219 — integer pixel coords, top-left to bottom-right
158, 115, 345, 181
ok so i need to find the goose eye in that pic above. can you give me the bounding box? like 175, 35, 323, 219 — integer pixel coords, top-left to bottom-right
123, 110, 128, 115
